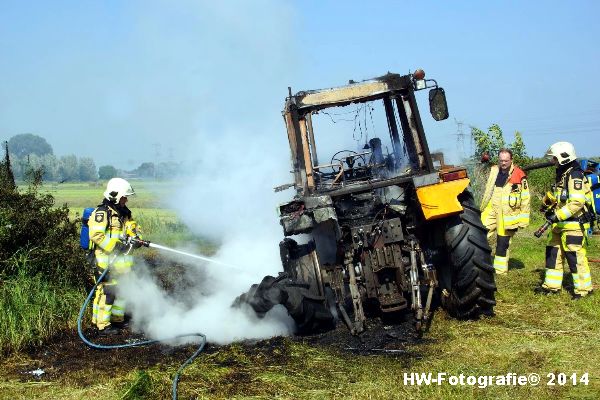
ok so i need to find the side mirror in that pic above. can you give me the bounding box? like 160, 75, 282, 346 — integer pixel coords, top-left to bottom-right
429, 87, 449, 121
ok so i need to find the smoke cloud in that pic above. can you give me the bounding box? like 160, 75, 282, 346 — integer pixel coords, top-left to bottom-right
115, 1, 301, 344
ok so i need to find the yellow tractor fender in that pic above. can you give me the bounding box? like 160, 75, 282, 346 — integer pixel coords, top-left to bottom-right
416, 178, 470, 220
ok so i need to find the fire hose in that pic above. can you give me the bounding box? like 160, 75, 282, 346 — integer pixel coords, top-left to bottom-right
77, 238, 228, 400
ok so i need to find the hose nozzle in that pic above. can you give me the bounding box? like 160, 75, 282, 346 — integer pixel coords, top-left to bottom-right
131, 237, 151, 247
534, 221, 552, 238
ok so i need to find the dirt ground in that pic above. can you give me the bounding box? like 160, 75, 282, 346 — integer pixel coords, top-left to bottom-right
2, 328, 198, 387
3, 317, 421, 387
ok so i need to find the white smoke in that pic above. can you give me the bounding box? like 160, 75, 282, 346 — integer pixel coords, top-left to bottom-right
118, 127, 298, 344
115, 0, 301, 344
118, 261, 294, 345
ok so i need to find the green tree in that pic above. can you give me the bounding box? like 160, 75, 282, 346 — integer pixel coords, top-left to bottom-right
7, 133, 53, 158
134, 162, 155, 178
471, 124, 528, 164
40, 154, 59, 181
0, 142, 16, 191
58, 154, 79, 182
510, 131, 528, 166
98, 165, 117, 180
78, 157, 97, 181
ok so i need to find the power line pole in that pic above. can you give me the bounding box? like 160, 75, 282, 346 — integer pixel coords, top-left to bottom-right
153, 143, 161, 180
454, 118, 466, 162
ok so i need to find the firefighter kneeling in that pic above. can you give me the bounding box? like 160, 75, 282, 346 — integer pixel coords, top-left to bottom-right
537, 142, 594, 299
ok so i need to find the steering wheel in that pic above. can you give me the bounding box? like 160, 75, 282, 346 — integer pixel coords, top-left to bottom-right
330, 150, 367, 171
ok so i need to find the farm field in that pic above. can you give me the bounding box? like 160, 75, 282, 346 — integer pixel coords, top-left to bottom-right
1, 181, 599, 399
39, 179, 179, 217
36, 180, 214, 252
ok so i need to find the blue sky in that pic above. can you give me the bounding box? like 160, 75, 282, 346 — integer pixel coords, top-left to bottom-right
1, 0, 599, 169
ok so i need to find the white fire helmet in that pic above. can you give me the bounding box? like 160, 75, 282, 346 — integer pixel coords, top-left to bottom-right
104, 177, 135, 202
545, 141, 577, 165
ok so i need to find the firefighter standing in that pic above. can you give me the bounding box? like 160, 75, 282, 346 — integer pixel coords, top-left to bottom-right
89, 178, 142, 333
537, 142, 594, 299
481, 149, 531, 275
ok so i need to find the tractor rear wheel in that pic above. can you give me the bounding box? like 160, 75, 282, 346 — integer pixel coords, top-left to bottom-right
234, 274, 335, 334
438, 192, 496, 318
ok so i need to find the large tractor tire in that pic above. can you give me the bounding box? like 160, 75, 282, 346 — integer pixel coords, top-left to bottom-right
438, 192, 496, 318
233, 274, 336, 335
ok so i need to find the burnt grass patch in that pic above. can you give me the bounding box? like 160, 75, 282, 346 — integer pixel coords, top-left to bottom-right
2, 316, 423, 389
3, 249, 423, 390
2, 328, 205, 387
294, 317, 425, 359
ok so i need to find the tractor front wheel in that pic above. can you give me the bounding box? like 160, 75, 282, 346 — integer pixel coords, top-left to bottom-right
438, 192, 496, 318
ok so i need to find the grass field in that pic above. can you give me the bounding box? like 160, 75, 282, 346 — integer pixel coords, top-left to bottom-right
39, 180, 179, 217
37, 180, 215, 252
1, 182, 599, 399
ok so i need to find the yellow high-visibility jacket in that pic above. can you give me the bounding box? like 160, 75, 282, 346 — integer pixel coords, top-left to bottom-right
88, 201, 135, 273
551, 165, 593, 231
482, 164, 531, 229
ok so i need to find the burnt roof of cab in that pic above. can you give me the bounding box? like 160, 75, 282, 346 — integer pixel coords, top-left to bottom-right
285, 73, 412, 113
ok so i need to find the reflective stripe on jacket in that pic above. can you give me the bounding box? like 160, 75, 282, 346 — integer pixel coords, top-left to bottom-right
552, 166, 593, 231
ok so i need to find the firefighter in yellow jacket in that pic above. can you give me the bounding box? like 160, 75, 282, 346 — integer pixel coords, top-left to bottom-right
89, 177, 142, 333
537, 142, 594, 299
481, 149, 530, 275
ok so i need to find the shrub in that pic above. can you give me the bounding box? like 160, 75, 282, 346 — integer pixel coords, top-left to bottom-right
1, 149, 87, 287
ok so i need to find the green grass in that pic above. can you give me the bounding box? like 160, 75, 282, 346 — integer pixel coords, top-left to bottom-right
0, 268, 84, 354
38, 180, 180, 210
2, 226, 598, 399
36, 180, 216, 250
2, 181, 599, 398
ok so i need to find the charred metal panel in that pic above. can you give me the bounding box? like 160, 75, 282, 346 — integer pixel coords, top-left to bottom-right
280, 213, 314, 235
280, 239, 323, 297
279, 196, 337, 236
380, 218, 404, 244
303, 194, 334, 209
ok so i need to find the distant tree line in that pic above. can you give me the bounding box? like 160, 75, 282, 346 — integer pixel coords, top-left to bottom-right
4, 133, 196, 181
10, 152, 99, 182
4, 134, 96, 181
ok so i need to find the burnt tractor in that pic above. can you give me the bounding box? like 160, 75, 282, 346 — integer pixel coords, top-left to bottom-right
236, 70, 496, 335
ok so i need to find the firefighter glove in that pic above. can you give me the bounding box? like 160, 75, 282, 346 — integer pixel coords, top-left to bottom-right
114, 241, 133, 254
545, 212, 558, 224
